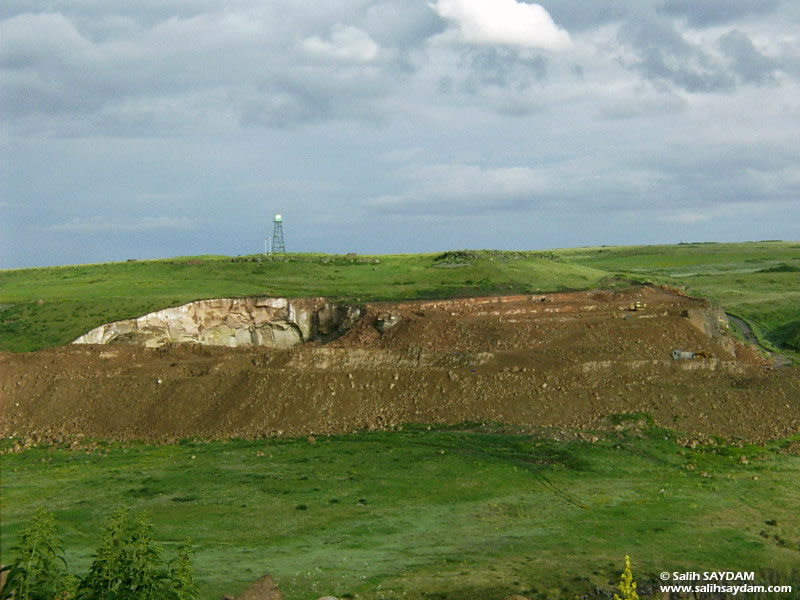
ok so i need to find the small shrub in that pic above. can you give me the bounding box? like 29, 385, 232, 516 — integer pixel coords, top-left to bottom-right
77, 509, 197, 600
169, 542, 198, 600
0, 508, 198, 600
0, 507, 71, 600
77, 509, 167, 599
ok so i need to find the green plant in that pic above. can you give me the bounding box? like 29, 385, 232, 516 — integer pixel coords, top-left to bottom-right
0, 507, 70, 600
169, 542, 198, 600
2, 509, 196, 600
77, 509, 169, 600
613, 555, 639, 600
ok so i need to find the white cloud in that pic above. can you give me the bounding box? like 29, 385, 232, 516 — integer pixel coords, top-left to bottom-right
303, 24, 380, 61
430, 0, 571, 50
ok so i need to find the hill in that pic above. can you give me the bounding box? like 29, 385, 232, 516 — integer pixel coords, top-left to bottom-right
2, 242, 799, 600
1, 241, 798, 357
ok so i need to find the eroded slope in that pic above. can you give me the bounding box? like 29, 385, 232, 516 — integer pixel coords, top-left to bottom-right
2, 287, 798, 444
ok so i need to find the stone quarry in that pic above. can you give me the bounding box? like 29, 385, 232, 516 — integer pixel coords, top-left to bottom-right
3, 286, 798, 444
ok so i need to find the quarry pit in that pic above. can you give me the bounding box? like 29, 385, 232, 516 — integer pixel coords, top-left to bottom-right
2, 286, 798, 444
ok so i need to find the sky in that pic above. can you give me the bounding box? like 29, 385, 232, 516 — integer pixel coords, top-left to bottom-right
1, 0, 799, 269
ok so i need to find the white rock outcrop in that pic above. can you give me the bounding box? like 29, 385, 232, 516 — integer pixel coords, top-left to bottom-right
72, 297, 362, 349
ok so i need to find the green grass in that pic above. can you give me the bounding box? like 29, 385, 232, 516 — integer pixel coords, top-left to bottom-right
2, 424, 798, 600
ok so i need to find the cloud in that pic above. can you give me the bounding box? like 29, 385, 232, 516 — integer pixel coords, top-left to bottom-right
536, 0, 634, 32
617, 16, 737, 93
134, 192, 187, 202
658, 0, 781, 27
462, 48, 548, 91
0, 12, 93, 68
3, 1, 800, 268
430, 0, 571, 50
364, 163, 552, 216
0, 8, 411, 135
659, 211, 714, 224
46, 216, 197, 233
303, 24, 380, 62
363, 1, 445, 48
719, 30, 778, 85
599, 93, 688, 120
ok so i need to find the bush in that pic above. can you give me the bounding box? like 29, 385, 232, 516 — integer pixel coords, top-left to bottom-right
0, 507, 71, 600
78, 509, 167, 600
2, 508, 196, 600
78, 509, 197, 600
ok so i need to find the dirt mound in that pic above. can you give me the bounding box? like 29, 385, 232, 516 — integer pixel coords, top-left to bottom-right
2, 287, 798, 444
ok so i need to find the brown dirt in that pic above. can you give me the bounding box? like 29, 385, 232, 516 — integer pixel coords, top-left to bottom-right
1, 286, 798, 444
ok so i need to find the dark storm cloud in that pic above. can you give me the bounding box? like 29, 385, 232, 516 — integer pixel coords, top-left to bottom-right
719, 30, 779, 85
658, 0, 781, 27
362, 0, 445, 48
617, 15, 736, 92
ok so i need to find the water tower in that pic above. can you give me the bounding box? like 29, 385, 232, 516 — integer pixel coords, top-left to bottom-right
271, 213, 285, 254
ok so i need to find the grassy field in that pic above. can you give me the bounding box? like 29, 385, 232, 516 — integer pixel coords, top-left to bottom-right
2, 423, 799, 600
1, 242, 798, 355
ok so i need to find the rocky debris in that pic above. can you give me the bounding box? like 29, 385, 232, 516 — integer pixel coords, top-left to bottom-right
3, 286, 797, 444
234, 574, 283, 600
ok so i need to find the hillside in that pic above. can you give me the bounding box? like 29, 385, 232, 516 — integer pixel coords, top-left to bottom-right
3, 286, 798, 445
2, 243, 799, 600
1, 242, 799, 356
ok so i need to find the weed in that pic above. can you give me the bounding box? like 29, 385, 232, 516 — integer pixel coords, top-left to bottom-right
613, 556, 639, 600
0, 507, 71, 600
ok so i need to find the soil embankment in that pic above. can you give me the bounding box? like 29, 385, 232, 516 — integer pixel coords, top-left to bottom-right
2, 286, 798, 444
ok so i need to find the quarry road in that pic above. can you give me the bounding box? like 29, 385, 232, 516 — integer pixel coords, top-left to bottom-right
726, 313, 792, 368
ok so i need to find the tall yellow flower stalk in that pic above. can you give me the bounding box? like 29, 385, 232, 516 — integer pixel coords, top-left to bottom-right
614, 555, 639, 600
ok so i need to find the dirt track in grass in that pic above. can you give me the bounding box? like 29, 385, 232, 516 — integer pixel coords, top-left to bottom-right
2, 286, 798, 445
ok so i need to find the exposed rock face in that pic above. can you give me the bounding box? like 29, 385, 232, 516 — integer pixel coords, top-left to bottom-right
72, 297, 362, 349
374, 311, 402, 334
686, 306, 729, 339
